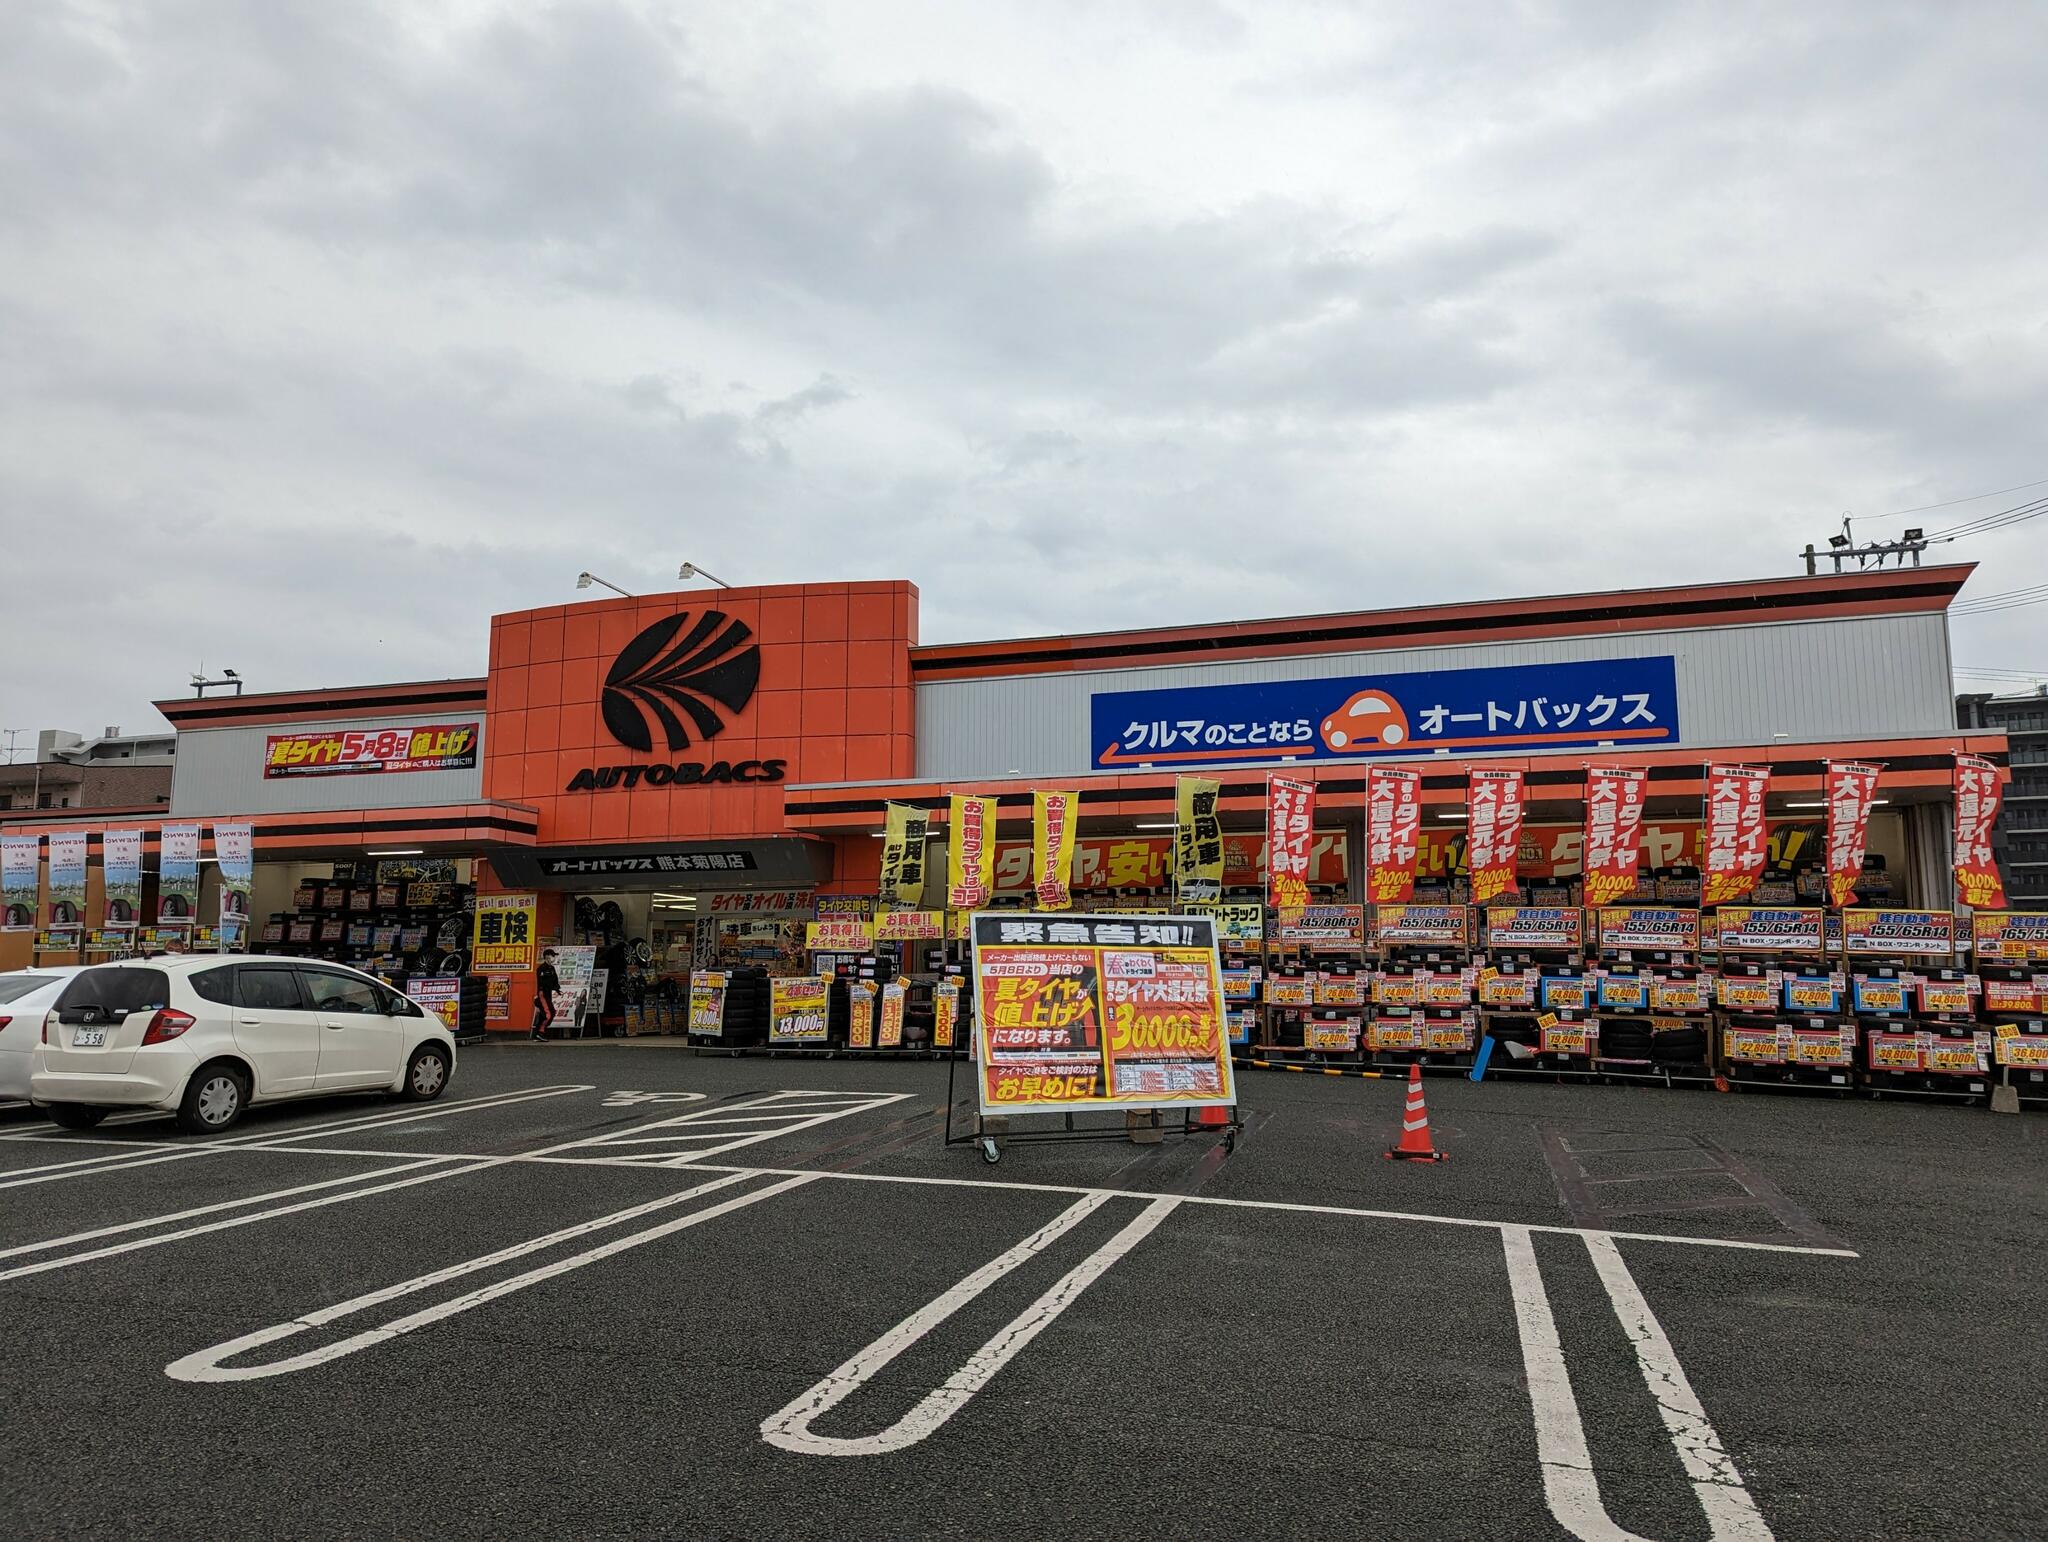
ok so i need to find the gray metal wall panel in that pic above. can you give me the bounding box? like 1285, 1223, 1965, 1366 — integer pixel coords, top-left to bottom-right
912, 615, 1954, 781
170, 714, 485, 816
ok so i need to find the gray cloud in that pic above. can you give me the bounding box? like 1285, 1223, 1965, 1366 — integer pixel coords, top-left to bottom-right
2, 0, 2046, 741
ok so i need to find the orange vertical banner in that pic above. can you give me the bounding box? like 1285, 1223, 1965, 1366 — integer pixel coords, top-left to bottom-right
1267, 776, 1315, 908
1364, 767, 1421, 904
1952, 755, 2007, 910
1700, 765, 1771, 907
1824, 761, 1882, 909
1581, 767, 1648, 907
1466, 768, 1525, 905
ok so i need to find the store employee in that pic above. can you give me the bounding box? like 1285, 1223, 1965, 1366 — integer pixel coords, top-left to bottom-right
533, 949, 560, 1041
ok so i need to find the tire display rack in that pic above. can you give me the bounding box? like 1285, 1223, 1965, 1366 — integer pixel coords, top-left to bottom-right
1249, 905, 1367, 1069
1715, 916, 1855, 1094
1367, 903, 1478, 1074
1849, 922, 1991, 1103
688, 928, 962, 1060
1480, 906, 1599, 1079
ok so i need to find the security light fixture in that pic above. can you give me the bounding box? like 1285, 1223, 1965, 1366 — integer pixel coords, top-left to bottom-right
576, 572, 634, 598
677, 562, 731, 588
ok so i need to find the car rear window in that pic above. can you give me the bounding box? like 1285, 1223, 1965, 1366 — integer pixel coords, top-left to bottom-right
0, 974, 63, 1005
189, 966, 237, 1006
56, 968, 172, 1017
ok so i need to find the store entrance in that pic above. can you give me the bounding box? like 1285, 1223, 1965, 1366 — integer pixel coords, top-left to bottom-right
546, 884, 816, 1038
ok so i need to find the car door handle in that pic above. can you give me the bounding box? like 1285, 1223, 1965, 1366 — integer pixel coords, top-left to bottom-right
324, 1024, 348, 1030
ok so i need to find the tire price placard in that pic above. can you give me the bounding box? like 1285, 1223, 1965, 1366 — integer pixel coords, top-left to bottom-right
970, 913, 1234, 1114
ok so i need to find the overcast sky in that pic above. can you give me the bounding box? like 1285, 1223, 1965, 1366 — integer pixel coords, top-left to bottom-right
4, 0, 2046, 746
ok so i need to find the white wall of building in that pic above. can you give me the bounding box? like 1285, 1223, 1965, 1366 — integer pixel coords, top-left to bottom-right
170, 714, 485, 816
914, 613, 1955, 780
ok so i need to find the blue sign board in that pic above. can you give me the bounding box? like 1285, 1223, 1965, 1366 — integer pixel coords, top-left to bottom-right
1090, 656, 1681, 769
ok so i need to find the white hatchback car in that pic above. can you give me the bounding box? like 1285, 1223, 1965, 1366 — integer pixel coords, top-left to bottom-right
31, 955, 457, 1135
0, 967, 85, 1101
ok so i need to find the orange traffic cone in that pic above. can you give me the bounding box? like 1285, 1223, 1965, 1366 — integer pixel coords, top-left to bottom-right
1384, 1063, 1445, 1162
1192, 1103, 1230, 1128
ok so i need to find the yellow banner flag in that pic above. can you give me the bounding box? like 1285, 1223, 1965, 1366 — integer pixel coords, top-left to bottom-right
947, 794, 997, 909
1174, 777, 1224, 902
880, 802, 930, 908
1032, 789, 1081, 910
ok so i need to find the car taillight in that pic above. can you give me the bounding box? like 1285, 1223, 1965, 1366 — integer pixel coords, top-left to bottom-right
40, 1014, 50, 1045
140, 1009, 196, 1045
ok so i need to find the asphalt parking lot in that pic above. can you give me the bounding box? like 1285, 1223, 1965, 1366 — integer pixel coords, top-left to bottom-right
3, 1046, 2042, 1540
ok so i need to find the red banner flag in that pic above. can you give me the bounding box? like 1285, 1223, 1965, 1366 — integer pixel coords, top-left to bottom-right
1267, 776, 1316, 908
1365, 767, 1422, 904
1952, 755, 2007, 910
1824, 761, 1882, 909
1700, 765, 1771, 907
1466, 768, 1525, 905
1581, 767, 1648, 907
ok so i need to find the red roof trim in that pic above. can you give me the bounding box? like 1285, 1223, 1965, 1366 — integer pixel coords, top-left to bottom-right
154, 678, 489, 729
909, 565, 1976, 680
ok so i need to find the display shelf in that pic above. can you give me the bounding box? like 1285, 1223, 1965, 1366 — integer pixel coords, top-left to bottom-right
1846, 909, 1987, 1103
1369, 903, 1477, 1072
1590, 905, 1711, 1080
1479, 905, 1594, 1076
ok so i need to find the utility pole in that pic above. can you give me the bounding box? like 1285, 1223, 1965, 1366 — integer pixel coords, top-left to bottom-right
1799, 514, 1929, 574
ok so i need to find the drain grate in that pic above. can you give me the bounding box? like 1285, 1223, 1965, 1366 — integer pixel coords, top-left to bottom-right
1539, 1125, 1849, 1250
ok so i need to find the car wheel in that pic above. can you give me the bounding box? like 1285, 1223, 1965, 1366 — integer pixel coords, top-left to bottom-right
49, 1104, 106, 1130
402, 1044, 450, 1102
177, 1063, 250, 1135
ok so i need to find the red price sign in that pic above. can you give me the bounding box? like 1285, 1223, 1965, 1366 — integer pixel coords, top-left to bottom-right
265, 722, 480, 779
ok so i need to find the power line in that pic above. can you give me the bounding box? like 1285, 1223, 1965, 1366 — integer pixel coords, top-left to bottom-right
1864, 475, 2048, 519
1927, 495, 2048, 542
1953, 581, 2048, 611
1952, 595, 2048, 619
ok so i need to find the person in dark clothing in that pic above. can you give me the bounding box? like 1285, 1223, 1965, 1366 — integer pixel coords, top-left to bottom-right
533, 950, 560, 1042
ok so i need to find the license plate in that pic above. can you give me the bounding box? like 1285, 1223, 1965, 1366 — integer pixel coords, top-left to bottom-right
72, 1027, 108, 1048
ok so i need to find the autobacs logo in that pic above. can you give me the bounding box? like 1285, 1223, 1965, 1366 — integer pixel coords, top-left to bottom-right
602, 610, 761, 752
568, 609, 783, 792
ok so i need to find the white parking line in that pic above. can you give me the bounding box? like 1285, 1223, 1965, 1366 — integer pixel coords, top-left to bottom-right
0, 1084, 594, 1190
0, 1156, 465, 1266
762, 1195, 1181, 1456
1585, 1235, 1774, 1541
166, 1171, 817, 1383
1503, 1226, 1649, 1542
558, 1090, 914, 1164
0, 1089, 908, 1284
1504, 1226, 1778, 1542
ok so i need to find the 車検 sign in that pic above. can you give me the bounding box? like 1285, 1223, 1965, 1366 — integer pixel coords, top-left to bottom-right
471, 894, 538, 973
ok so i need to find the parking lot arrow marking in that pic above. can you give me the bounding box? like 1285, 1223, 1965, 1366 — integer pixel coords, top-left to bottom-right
762, 1194, 1181, 1457
166, 1171, 816, 1383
